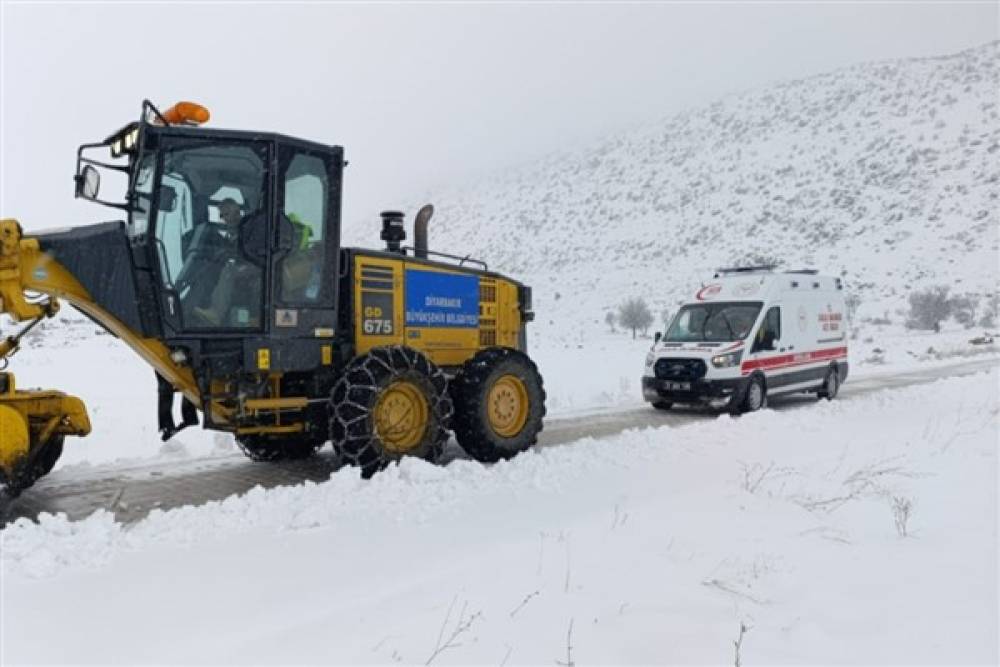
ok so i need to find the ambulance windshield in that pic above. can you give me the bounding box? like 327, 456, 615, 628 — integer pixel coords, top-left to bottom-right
665, 301, 763, 343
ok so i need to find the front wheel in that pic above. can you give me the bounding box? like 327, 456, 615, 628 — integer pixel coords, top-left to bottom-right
735, 375, 766, 414
451, 348, 546, 463
651, 401, 673, 411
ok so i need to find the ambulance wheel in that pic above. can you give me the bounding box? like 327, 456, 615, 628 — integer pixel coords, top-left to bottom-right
818, 366, 840, 400
329, 346, 452, 478
450, 348, 546, 463
652, 401, 673, 411
740, 375, 766, 413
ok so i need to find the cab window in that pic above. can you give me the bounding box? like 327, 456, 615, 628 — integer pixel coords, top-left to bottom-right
153, 141, 268, 330
279, 152, 329, 304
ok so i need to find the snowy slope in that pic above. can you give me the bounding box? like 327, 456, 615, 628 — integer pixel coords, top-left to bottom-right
352, 42, 1000, 340
3, 370, 997, 664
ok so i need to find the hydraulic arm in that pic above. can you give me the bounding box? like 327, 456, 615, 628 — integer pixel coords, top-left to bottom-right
0, 219, 91, 498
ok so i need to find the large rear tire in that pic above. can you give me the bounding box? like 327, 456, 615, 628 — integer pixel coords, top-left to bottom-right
235, 433, 326, 462
329, 346, 452, 477
450, 348, 546, 463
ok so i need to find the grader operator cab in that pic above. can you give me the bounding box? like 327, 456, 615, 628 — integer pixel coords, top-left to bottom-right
0, 100, 545, 501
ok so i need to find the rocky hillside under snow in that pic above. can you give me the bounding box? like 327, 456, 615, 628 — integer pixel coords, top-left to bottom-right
371, 42, 999, 336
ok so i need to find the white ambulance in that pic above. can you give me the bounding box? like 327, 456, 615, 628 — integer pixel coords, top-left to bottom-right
642, 267, 849, 413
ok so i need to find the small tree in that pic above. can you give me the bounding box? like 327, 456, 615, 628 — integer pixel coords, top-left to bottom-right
619, 297, 654, 339
906, 286, 952, 332
844, 292, 862, 324
979, 293, 998, 329
604, 311, 617, 333
951, 294, 979, 329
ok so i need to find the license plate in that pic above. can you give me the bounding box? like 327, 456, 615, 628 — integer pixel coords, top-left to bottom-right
664, 381, 690, 391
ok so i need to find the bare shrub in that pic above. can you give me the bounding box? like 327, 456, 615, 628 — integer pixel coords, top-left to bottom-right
604, 311, 616, 332
555, 619, 575, 667
951, 294, 980, 329
844, 292, 862, 323
733, 622, 749, 667
732, 251, 782, 268
425, 597, 482, 665
979, 293, 998, 329
906, 286, 952, 332
891, 496, 913, 537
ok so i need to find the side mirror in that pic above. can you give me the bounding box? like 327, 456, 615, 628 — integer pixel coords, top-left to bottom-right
76, 165, 100, 200
654, 331, 662, 343
158, 185, 178, 212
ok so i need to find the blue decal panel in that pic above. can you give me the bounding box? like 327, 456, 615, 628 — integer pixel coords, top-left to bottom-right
405, 269, 479, 328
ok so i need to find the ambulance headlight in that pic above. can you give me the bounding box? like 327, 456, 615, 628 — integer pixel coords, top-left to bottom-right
645, 351, 655, 367
711, 350, 743, 368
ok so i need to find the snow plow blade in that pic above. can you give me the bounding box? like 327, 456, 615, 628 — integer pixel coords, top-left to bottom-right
0, 372, 91, 500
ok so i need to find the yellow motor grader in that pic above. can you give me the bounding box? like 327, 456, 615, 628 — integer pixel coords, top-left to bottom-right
0, 100, 545, 502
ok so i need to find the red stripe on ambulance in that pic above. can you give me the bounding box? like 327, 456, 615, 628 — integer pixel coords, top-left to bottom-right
740, 346, 847, 375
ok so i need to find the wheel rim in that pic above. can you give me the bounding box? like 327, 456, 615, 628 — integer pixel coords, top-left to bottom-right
747, 382, 763, 410
373, 380, 429, 454
487, 374, 530, 437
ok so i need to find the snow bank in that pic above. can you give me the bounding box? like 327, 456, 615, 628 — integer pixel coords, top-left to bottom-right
3, 370, 996, 664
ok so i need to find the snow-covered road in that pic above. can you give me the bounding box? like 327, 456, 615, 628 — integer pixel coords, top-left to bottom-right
4, 357, 995, 527
2, 364, 996, 665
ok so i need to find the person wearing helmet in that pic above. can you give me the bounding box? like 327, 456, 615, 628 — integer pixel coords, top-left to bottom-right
185, 197, 262, 327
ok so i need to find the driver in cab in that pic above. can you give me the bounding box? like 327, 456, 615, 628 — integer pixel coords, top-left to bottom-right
178, 198, 261, 327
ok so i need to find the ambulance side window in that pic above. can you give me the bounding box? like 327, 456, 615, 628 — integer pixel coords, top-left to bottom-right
754, 307, 781, 352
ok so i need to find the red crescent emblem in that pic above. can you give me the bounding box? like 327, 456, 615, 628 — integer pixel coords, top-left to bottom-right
696, 284, 722, 300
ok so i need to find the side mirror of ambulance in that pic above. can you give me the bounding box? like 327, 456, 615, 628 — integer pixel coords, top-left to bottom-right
654, 331, 662, 343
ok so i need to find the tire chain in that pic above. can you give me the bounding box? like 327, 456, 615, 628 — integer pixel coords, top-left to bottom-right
329, 346, 453, 474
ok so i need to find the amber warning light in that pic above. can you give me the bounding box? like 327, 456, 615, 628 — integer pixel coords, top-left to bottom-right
160, 101, 211, 126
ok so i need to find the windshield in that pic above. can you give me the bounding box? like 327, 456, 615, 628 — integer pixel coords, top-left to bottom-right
664, 301, 763, 343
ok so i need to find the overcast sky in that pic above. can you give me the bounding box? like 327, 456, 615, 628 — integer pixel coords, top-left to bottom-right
1, 2, 996, 233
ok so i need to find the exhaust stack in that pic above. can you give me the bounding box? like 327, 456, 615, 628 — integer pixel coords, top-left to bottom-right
413, 204, 433, 260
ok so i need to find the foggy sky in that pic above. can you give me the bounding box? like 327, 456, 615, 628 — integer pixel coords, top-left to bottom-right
1, 2, 996, 235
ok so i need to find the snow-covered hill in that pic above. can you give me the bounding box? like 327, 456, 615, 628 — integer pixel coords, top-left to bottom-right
358, 42, 999, 340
